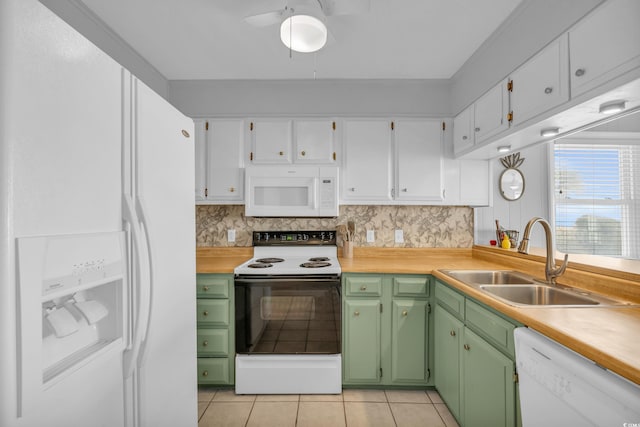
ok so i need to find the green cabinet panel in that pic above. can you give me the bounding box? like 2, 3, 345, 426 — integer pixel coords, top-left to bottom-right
435, 281, 465, 319
196, 299, 229, 326
344, 275, 383, 297
393, 276, 430, 297
197, 328, 229, 356
391, 299, 429, 384
197, 357, 230, 384
462, 327, 516, 427
434, 305, 463, 421
196, 275, 231, 298
343, 299, 381, 383
465, 299, 516, 358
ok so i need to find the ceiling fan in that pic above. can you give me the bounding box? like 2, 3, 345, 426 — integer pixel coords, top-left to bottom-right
244, 0, 370, 53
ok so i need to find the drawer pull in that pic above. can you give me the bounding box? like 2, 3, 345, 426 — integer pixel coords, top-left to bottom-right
360, 285, 367, 291
202, 370, 208, 377
354, 310, 360, 316
402, 310, 408, 317
450, 330, 456, 337
203, 340, 208, 347
463, 344, 470, 351
203, 311, 209, 316
203, 286, 209, 292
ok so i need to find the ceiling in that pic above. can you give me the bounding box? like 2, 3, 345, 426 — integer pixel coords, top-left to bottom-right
79, 0, 523, 81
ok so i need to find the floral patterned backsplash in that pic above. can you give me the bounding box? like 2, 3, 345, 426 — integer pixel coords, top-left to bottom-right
196, 205, 474, 248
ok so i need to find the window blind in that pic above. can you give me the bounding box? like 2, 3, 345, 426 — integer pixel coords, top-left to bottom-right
554, 142, 640, 259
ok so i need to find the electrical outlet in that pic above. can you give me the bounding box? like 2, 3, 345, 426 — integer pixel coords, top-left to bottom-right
227, 229, 236, 243
366, 230, 375, 243
395, 229, 404, 243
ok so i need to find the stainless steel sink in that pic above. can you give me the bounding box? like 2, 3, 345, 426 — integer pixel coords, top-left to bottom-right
440, 269, 636, 307
443, 270, 534, 285
479, 285, 600, 306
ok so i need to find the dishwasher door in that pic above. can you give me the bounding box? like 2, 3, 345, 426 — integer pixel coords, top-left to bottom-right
514, 327, 640, 427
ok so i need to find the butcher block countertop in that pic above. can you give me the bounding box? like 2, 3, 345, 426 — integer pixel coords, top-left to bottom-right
196, 245, 640, 385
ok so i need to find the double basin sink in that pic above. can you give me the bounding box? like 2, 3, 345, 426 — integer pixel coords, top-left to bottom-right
441, 270, 634, 307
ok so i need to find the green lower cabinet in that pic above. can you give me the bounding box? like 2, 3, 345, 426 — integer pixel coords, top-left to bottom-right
462, 327, 516, 427
434, 305, 463, 420
434, 280, 520, 427
196, 273, 235, 386
343, 298, 382, 384
342, 273, 432, 387
391, 299, 429, 384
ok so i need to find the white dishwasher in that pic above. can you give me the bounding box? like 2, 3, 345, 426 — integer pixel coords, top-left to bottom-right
514, 327, 640, 427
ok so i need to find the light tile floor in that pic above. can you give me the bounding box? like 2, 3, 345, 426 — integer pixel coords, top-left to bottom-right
198, 388, 459, 427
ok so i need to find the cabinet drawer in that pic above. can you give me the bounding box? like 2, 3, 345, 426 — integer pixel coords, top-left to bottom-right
344, 276, 383, 297
465, 299, 516, 358
196, 275, 231, 298
435, 281, 465, 319
393, 276, 430, 297
196, 299, 229, 326
197, 358, 230, 384
197, 328, 229, 356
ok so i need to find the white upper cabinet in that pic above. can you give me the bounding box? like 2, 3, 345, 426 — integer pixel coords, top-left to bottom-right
194, 120, 207, 202
394, 119, 443, 202
294, 119, 337, 163
249, 119, 293, 164
453, 80, 509, 156
206, 120, 245, 202
569, 0, 640, 97
342, 119, 393, 202
508, 35, 569, 126
474, 80, 509, 143
453, 105, 474, 155
442, 159, 490, 207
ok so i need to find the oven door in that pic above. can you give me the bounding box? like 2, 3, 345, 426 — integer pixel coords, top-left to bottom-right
234, 275, 341, 355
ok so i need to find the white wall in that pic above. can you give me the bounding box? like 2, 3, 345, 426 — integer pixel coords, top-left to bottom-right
168, 79, 451, 118
475, 143, 551, 248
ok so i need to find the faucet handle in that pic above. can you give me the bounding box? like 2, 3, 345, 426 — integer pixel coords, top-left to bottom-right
549, 254, 569, 284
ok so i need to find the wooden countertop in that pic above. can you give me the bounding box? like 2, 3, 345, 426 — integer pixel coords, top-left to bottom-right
196, 245, 640, 385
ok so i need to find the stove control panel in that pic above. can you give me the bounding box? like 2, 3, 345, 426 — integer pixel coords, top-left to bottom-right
253, 230, 336, 246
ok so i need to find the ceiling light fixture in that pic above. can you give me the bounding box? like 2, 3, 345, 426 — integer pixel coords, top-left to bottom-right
280, 11, 327, 53
540, 127, 560, 137
497, 145, 511, 153
598, 100, 626, 115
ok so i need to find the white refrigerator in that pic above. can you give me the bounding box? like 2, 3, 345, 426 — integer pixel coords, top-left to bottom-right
0, 0, 197, 426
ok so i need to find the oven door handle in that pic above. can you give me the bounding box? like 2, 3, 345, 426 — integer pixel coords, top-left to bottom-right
234, 276, 341, 285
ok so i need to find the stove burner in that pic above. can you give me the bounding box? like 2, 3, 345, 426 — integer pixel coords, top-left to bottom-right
255, 257, 285, 264
248, 263, 273, 268
309, 257, 330, 262
300, 261, 332, 268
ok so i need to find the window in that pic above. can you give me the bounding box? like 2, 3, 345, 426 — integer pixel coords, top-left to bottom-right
553, 140, 640, 259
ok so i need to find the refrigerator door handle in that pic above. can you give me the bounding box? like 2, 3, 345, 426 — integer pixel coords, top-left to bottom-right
122, 194, 152, 379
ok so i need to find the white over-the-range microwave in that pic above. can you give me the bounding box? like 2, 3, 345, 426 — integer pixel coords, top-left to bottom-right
244, 166, 339, 217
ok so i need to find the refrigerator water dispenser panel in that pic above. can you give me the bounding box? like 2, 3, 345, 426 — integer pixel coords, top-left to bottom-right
17, 232, 126, 387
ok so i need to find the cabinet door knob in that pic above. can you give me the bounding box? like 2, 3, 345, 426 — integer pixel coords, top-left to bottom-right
544, 87, 553, 94
401, 188, 407, 192
474, 127, 480, 132
360, 285, 367, 291
229, 187, 235, 192
450, 330, 456, 337
202, 370, 208, 377
462, 135, 468, 140
203, 340, 208, 346
349, 188, 355, 192
203, 286, 209, 292
279, 151, 284, 156
575, 68, 585, 77
354, 310, 360, 316
203, 311, 208, 316
402, 310, 408, 317
301, 150, 306, 156
463, 344, 470, 351
181, 129, 190, 138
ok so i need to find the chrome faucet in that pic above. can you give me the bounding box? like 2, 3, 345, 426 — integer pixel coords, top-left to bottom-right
517, 217, 569, 284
